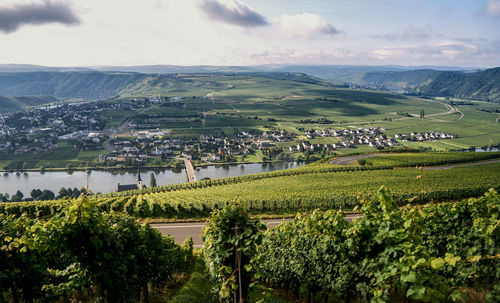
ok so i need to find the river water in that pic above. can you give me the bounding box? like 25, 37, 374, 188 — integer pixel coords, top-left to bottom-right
0, 162, 303, 197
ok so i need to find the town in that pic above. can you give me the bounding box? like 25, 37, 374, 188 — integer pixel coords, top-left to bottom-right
0, 99, 458, 170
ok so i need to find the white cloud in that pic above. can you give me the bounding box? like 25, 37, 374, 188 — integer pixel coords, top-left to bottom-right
485, 0, 500, 17
272, 13, 339, 39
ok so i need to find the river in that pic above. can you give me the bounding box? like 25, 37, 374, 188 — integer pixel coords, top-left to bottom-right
0, 162, 303, 197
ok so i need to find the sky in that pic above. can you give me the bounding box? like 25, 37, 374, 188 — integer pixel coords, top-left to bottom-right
0, 0, 499, 67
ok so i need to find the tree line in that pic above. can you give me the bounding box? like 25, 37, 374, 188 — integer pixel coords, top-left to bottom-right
0, 187, 84, 202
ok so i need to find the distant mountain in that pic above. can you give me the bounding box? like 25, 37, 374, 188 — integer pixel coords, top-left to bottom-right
0, 71, 330, 102
361, 69, 440, 90
414, 67, 500, 101
0, 64, 496, 103
0, 72, 145, 100
95, 64, 479, 83
0, 64, 94, 73
361, 67, 500, 102
0, 96, 59, 113
94, 65, 258, 74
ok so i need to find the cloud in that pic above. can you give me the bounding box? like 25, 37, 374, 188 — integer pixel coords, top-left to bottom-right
371, 40, 479, 61
0, 1, 80, 34
273, 13, 339, 39
485, 0, 500, 17
198, 0, 268, 27
373, 25, 433, 41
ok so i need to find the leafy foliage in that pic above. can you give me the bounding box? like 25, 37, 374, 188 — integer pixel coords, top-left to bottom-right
0, 195, 192, 302
202, 203, 266, 301
255, 188, 500, 302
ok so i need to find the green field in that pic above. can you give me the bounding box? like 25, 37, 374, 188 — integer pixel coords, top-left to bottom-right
3, 75, 500, 169
109, 75, 500, 150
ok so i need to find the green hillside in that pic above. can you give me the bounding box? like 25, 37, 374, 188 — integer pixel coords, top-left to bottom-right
0, 71, 330, 102
361, 69, 439, 90
361, 67, 500, 102
415, 67, 500, 101
0, 95, 59, 113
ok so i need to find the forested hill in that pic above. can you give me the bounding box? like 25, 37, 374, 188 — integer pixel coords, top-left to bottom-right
0, 72, 147, 100
361, 67, 500, 102
0, 71, 329, 102
0, 96, 59, 113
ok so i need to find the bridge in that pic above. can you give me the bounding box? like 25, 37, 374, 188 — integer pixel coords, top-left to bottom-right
184, 159, 197, 182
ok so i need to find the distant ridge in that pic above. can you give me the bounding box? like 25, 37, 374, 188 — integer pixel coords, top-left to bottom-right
0, 64, 94, 73
0, 64, 497, 102
0, 71, 330, 102
361, 67, 500, 102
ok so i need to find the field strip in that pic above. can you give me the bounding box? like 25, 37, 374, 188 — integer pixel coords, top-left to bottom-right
330, 153, 500, 167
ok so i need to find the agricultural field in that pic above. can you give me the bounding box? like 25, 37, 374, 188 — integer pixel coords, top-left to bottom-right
106, 75, 500, 151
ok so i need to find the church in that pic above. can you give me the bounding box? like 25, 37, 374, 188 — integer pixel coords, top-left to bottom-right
116, 169, 146, 192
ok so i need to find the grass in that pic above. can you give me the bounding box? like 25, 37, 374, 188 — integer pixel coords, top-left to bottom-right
165, 251, 296, 303
166, 253, 215, 303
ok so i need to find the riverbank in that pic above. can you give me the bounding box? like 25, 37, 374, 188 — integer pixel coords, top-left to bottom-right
0, 159, 299, 173
0, 161, 304, 197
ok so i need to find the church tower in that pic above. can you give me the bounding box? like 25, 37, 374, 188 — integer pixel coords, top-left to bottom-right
137, 169, 144, 189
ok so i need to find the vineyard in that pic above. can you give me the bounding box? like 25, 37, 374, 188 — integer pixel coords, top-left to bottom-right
361, 151, 500, 167
0, 195, 193, 302
200, 188, 500, 302
1, 162, 499, 219
253, 187, 500, 302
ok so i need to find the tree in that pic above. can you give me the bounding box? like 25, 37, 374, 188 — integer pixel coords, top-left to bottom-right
150, 173, 157, 187
72, 188, 81, 199
39, 190, 55, 201
357, 159, 367, 166
11, 190, 24, 202
58, 187, 68, 199
31, 189, 43, 200
0, 193, 9, 202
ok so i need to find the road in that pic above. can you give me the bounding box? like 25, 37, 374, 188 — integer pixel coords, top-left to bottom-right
152, 214, 361, 247
184, 159, 197, 182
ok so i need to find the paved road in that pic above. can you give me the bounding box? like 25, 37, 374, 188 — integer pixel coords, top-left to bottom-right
152, 215, 360, 247
184, 159, 197, 182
